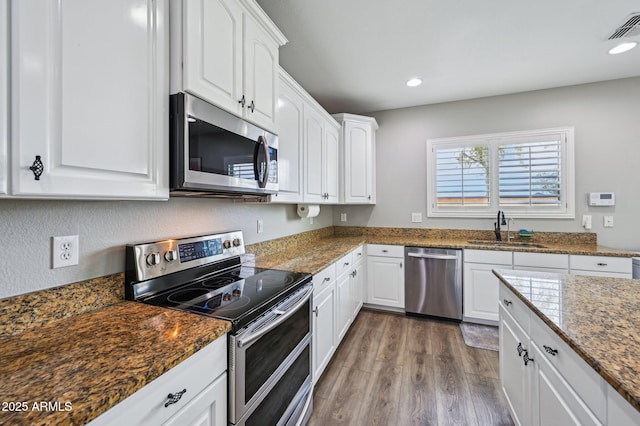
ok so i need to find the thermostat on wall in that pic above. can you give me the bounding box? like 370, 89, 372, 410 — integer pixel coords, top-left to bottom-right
588, 192, 615, 206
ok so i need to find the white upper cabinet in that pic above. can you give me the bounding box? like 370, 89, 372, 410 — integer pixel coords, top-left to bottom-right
271, 69, 304, 203
10, 0, 169, 199
0, 1, 7, 195
174, 0, 286, 133
303, 106, 340, 204
332, 113, 378, 204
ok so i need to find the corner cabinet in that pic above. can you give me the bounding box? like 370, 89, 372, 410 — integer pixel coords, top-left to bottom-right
172, 0, 287, 133
0, 1, 7, 196
303, 105, 340, 204
332, 113, 378, 204
10, 0, 169, 200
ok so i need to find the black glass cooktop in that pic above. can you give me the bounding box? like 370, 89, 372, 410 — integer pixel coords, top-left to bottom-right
139, 265, 311, 331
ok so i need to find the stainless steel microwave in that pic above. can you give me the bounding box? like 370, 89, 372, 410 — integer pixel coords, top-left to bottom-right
170, 92, 278, 197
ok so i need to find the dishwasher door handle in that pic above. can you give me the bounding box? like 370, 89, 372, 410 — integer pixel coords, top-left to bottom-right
407, 253, 458, 260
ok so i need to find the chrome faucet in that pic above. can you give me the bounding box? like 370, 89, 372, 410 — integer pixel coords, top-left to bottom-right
494, 210, 506, 241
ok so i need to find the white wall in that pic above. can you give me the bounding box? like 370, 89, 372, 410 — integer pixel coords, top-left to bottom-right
0, 198, 332, 299
334, 77, 640, 251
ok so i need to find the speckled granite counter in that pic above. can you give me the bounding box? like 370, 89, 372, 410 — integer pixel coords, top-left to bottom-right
493, 269, 640, 412
0, 301, 230, 425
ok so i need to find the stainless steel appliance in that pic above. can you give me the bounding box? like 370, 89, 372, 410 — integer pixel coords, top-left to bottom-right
404, 247, 463, 320
170, 92, 278, 197
125, 231, 313, 426
633, 258, 640, 279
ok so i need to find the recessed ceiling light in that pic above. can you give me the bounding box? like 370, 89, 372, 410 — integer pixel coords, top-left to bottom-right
608, 42, 637, 55
406, 78, 422, 87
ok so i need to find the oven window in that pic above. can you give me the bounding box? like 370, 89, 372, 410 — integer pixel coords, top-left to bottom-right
188, 120, 277, 183
245, 299, 310, 402
245, 346, 310, 426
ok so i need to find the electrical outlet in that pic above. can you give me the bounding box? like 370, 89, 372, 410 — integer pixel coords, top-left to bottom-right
52, 235, 79, 269
257, 219, 264, 234
582, 215, 592, 230
411, 212, 423, 223
604, 216, 614, 228
340, 213, 347, 222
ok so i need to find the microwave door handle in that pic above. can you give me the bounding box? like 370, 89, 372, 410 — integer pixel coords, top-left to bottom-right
253, 135, 270, 188
237, 285, 312, 348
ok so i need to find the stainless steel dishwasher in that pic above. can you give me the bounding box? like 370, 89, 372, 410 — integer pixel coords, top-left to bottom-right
404, 247, 463, 320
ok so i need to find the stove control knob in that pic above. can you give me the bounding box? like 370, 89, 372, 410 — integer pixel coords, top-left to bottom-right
223, 240, 231, 249
146, 252, 161, 266
222, 293, 232, 302
164, 250, 178, 262
232, 238, 241, 247
232, 288, 241, 298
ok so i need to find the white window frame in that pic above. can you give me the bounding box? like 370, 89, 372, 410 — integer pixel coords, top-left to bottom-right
427, 127, 575, 219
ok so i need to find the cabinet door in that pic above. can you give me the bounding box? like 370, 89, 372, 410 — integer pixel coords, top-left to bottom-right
351, 262, 364, 318
500, 306, 531, 426
0, 0, 7, 195
271, 74, 303, 203
343, 121, 373, 204
464, 262, 509, 323
303, 107, 325, 203
11, 0, 168, 199
313, 283, 336, 384
324, 124, 340, 203
243, 15, 279, 132
366, 256, 404, 308
336, 272, 352, 344
183, 0, 243, 117
163, 373, 227, 426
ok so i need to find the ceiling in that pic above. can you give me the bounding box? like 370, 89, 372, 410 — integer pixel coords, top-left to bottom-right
255, 0, 640, 114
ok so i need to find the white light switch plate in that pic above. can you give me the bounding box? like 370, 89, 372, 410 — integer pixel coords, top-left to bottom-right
411, 212, 423, 223
340, 213, 347, 222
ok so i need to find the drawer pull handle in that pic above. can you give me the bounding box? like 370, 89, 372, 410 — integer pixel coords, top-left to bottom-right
503, 299, 512, 306
344, 262, 350, 266
313, 307, 319, 317
543, 345, 558, 356
30, 155, 44, 180
517, 342, 524, 357
597, 262, 607, 267
165, 389, 187, 407
523, 350, 534, 366
323, 277, 331, 282
382, 249, 388, 253
357, 252, 362, 256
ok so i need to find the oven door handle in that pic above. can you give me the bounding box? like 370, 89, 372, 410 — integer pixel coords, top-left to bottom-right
237, 285, 312, 348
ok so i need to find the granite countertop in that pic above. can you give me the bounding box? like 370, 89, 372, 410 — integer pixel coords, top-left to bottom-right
0, 301, 230, 426
493, 269, 640, 412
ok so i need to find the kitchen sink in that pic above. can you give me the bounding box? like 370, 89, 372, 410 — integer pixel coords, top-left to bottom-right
467, 240, 547, 249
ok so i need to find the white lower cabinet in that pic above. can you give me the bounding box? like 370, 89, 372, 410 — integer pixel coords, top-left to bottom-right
513, 252, 569, 274
464, 249, 512, 323
569, 255, 632, 278
336, 269, 352, 344
88, 337, 227, 426
0, 1, 7, 195
312, 275, 336, 384
366, 244, 404, 309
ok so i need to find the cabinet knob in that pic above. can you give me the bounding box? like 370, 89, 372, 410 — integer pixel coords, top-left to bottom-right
368, 195, 371, 200
543, 345, 558, 356
313, 307, 319, 317
323, 277, 331, 282
503, 299, 512, 306
596, 262, 607, 267
238, 95, 246, 107
400, 262, 403, 269
164, 389, 187, 407
29, 155, 44, 180
381, 249, 388, 253
523, 350, 534, 366
249, 100, 255, 113
517, 342, 524, 357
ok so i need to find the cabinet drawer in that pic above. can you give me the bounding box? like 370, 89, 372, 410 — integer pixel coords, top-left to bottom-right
530, 315, 606, 422
367, 244, 403, 258
464, 249, 512, 265
89, 337, 227, 426
313, 263, 336, 295
336, 252, 354, 277
569, 255, 632, 274
499, 283, 530, 334
351, 245, 365, 264
513, 252, 569, 269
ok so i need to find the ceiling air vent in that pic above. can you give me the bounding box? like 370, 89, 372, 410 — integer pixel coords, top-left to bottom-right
608, 13, 640, 39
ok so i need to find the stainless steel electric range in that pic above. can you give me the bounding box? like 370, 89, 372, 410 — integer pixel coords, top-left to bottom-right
124, 231, 313, 426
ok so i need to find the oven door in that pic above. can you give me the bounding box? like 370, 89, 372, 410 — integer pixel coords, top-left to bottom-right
229, 283, 313, 425
170, 92, 278, 195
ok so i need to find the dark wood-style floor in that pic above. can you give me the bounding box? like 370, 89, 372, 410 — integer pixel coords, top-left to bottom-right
308, 309, 514, 426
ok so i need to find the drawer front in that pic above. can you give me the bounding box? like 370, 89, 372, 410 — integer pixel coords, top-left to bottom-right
367, 244, 404, 258
335, 252, 354, 277
89, 337, 227, 426
313, 263, 336, 295
464, 249, 512, 265
569, 255, 632, 274
530, 315, 606, 422
351, 245, 365, 264
499, 283, 530, 334
513, 252, 569, 269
